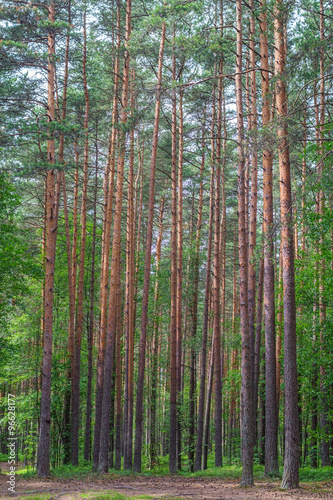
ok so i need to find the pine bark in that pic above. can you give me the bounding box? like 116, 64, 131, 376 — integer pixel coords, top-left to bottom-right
169, 32, 178, 475
37, 1, 57, 476
194, 112, 215, 470
274, 0, 300, 488
123, 69, 136, 470
236, 0, 253, 485
71, 9, 90, 465
213, 58, 223, 468
92, 3, 121, 470
98, 0, 131, 472
318, 0, 330, 467
60, 7, 73, 454
248, 0, 258, 406
150, 197, 165, 468
189, 122, 205, 472
84, 135, 98, 462
133, 18, 166, 473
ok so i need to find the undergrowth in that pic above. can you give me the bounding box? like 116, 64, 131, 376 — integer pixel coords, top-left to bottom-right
17, 454, 333, 483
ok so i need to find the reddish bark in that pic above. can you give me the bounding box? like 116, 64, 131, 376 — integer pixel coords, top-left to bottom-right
274, 0, 300, 488
236, 0, 253, 485
37, 0, 58, 477
133, 18, 166, 473
92, 3, 121, 470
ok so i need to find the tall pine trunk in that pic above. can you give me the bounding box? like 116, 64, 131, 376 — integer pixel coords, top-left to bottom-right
194, 111, 215, 470
98, 0, 131, 473
71, 8, 90, 465
133, 18, 166, 473
236, 0, 253, 485
274, 0, 299, 488
150, 197, 165, 468
213, 59, 223, 468
92, 2, 121, 470
176, 88, 184, 471
37, 0, 58, 477
123, 69, 136, 470
169, 29, 178, 475
84, 134, 99, 461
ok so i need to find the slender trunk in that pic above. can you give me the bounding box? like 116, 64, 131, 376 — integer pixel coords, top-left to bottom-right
176, 88, 184, 471
115, 261, 123, 470
276, 247, 283, 410
259, 0, 279, 475
72, 149, 79, 300
253, 255, 264, 445
194, 111, 215, 470
133, 18, 166, 473
150, 197, 165, 468
318, 0, 329, 467
84, 133, 98, 462
62, 172, 75, 464
213, 58, 223, 468
123, 69, 136, 470
98, 0, 131, 473
221, 88, 227, 330
203, 337, 214, 470
71, 9, 90, 465
248, 0, 258, 411
92, 3, 121, 470
60, 1, 73, 463
169, 31, 178, 475
37, 1, 57, 476
274, 0, 300, 488
189, 122, 205, 472
229, 224, 238, 459
236, 0, 253, 484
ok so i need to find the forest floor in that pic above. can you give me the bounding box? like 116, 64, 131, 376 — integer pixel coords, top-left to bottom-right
1, 462, 333, 500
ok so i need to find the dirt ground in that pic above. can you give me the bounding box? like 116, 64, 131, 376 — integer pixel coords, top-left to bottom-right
1, 464, 332, 500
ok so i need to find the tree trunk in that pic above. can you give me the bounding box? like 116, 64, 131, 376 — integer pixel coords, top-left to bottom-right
92, 2, 121, 470
189, 121, 205, 472
59, 1, 72, 462
176, 88, 184, 471
194, 108, 215, 470
169, 30, 178, 475
84, 132, 98, 462
236, 0, 253, 485
37, 0, 58, 477
248, 0, 258, 414
276, 247, 283, 410
150, 197, 165, 468
259, 0, 279, 476
253, 254, 264, 446
133, 18, 166, 473
274, 0, 300, 488
98, 0, 131, 473
123, 69, 136, 470
115, 260, 123, 470
203, 337, 214, 470
318, 0, 330, 467
71, 8, 90, 465
213, 58, 223, 468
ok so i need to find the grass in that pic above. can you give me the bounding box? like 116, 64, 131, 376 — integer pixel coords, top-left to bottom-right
17, 455, 333, 484
23, 496, 49, 500
81, 492, 155, 500
299, 466, 333, 482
